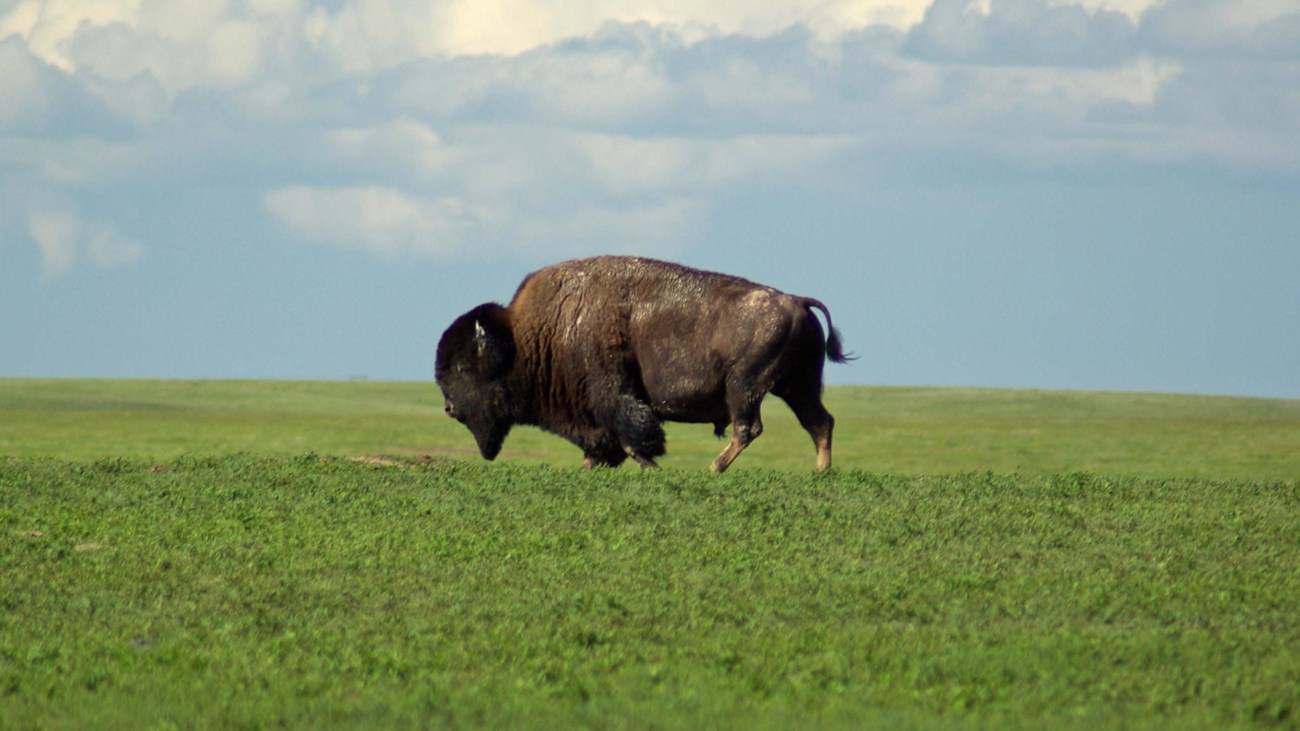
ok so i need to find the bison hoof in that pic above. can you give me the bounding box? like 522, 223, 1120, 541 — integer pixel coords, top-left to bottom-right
624, 446, 659, 470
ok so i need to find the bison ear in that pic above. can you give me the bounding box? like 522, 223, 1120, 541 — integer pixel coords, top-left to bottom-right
469, 305, 514, 380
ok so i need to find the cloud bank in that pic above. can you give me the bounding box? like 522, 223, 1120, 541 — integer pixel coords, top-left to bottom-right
3, 0, 1298, 270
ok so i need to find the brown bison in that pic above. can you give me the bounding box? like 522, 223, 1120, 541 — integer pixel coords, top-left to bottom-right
435, 256, 852, 472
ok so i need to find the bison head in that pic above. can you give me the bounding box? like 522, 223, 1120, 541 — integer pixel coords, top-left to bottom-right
435, 303, 517, 460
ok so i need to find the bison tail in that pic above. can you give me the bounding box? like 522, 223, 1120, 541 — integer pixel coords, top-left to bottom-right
802, 298, 856, 364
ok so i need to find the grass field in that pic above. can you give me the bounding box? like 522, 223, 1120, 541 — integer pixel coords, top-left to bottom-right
2, 379, 1299, 729
3, 379, 1299, 478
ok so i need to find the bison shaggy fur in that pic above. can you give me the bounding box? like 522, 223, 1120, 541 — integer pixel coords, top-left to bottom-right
435, 256, 851, 472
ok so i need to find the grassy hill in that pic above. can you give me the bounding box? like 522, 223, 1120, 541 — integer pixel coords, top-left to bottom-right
2, 379, 1297, 479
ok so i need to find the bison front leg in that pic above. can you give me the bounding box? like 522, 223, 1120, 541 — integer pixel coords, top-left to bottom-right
612, 394, 666, 469
579, 395, 665, 470
583, 446, 656, 470
582, 442, 628, 469
624, 447, 659, 470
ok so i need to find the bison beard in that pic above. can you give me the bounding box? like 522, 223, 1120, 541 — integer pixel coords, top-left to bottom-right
435, 256, 852, 473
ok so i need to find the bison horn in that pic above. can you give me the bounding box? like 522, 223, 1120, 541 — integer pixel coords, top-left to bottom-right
467, 306, 514, 379
473, 320, 487, 356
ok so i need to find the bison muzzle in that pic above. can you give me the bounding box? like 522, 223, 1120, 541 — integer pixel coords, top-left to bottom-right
435, 256, 852, 472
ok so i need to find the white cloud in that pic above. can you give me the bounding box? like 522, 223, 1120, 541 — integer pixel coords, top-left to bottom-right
2, 0, 302, 97
61, 23, 187, 88
137, 0, 226, 43
1060, 0, 1160, 18
206, 19, 269, 85
0, 37, 50, 130
419, 0, 558, 58
511, 197, 706, 258
302, 0, 940, 63
327, 118, 457, 181
87, 227, 146, 268
4, 0, 1298, 275
282, 118, 851, 260
904, 0, 1141, 66
1142, 0, 1300, 56
264, 185, 489, 259
27, 210, 143, 279
952, 55, 1180, 114
263, 184, 705, 261
248, 0, 303, 14
684, 50, 822, 111
29, 211, 79, 280
0, 0, 141, 72
61, 12, 280, 95
512, 48, 678, 126
2, 0, 942, 81
302, 0, 440, 73
379, 38, 685, 130
806, 0, 941, 34
576, 133, 858, 194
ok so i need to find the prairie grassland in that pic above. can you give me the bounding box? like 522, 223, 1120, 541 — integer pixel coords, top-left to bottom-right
2, 379, 1298, 729
2, 379, 1298, 478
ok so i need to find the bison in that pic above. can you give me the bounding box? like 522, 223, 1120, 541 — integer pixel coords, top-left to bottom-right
435, 256, 852, 473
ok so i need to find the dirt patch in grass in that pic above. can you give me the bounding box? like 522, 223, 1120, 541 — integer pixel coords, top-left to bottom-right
351, 454, 451, 467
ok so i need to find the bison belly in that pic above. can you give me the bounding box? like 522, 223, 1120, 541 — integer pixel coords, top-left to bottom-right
631, 309, 797, 426
646, 382, 730, 425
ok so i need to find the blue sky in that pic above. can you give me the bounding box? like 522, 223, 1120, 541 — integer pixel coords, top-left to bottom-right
3, 0, 1298, 398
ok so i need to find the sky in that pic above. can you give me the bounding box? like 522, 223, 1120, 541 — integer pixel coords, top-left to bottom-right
2, 0, 1299, 398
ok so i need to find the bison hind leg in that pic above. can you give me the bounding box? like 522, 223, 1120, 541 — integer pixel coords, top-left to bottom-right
773, 376, 835, 472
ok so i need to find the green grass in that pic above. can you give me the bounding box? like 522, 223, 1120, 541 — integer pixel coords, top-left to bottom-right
2, 379, 1299, 728
2, 379, 1298, 478
4, 457, 1298, 729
